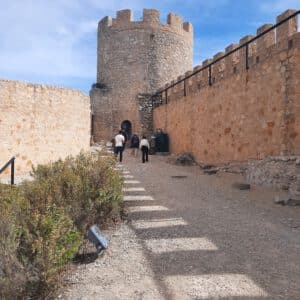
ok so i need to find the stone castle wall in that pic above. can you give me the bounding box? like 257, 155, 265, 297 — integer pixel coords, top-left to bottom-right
153, 10, 300, 164
0, 80, 91, 176
91, 9, 193, 141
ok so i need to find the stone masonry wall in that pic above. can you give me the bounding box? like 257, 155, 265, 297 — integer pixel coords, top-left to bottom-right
153, 10, 300, 164
91, 9, 193, 142
0, 79, 91, 176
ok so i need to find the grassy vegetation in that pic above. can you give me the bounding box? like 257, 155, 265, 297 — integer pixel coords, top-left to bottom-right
0, 152, 123, 299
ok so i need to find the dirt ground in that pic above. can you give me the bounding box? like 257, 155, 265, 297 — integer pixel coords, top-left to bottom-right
61, 150, 300, 300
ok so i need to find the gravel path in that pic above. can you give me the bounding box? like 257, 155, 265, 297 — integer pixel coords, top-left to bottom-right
62, 151, 300, 300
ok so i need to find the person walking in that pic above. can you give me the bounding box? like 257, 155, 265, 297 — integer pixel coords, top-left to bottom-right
120, 129, 127, 151
114, 130, 125, 162
130, 134, 140, 157
139, 135, 150, 163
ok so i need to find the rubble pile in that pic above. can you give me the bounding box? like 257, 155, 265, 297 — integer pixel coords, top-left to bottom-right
246, 156, 300, 204
168, 152, 196, 166
246, 156, 300, 190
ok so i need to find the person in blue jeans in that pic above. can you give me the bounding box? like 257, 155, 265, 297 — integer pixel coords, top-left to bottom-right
139, 136, 150, 163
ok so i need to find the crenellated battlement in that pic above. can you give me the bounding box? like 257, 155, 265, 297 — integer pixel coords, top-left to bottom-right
94, 7, 193, 140
156, 9, 299, 103
143, 9, 160, 24
98, 9, 193, 37
116, 9, 133, 23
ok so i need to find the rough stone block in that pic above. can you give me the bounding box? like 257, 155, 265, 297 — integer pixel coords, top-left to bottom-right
202, 59, 212, 66
239, 35, 254, 45
213, 52, 225, 61
183, 22, 193, 32
276, 9, 298, 42
225, 43, 239, 54
116, 9, 133, 23
167, 13, 183, 28
193, 65, 202, 72
98, 16, 113, 28
143, 9, 160, 24
203, 168, 218, 175
257, 24, 275, 52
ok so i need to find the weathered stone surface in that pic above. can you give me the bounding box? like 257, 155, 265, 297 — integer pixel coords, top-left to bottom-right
0, 80, 90, 175
137, 93, 154, 138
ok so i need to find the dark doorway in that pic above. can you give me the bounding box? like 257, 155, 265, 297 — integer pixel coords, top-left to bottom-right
121, 120, 132, 140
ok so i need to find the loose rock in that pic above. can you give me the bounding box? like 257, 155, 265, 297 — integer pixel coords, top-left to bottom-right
168, 152, 195, 166
200, 164, 216, 170
286, 198, 300, 206
203, 168, 219, 175
274, 194, 300, 206
274, 194, 290, 205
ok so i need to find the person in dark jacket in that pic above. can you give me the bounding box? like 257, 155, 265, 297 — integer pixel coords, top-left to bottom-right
130, 134, 140, 157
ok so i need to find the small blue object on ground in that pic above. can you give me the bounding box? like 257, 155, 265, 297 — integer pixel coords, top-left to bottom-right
88, 225, 109, 250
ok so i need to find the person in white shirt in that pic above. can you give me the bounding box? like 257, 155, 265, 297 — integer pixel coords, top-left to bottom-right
139, 135, 150, 163
114, 131, 125, 162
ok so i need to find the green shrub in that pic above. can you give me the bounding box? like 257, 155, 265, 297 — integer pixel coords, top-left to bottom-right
23, 205, 82, 297
27, 152, 123, 233
0, 185, 28, 299
0, 151, 123, 299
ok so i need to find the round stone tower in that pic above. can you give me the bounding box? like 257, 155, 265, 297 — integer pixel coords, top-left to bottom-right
90, 9, 193, 141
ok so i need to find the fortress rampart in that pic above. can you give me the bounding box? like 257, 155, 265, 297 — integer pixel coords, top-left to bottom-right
91, 9, 193, 141
0, 80, 91, 176
153, 10, 300, 163
97, 9, 192, 43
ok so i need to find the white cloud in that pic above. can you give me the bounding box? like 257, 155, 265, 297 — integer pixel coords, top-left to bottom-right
0, 0, 99, 79
0, 0, 231, 83
0, 0, 163, 83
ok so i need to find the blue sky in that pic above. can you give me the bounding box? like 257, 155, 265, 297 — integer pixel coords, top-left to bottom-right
0, 0, 299, 94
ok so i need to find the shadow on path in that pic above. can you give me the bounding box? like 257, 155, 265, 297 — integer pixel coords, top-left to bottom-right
122, 153, 300, 299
